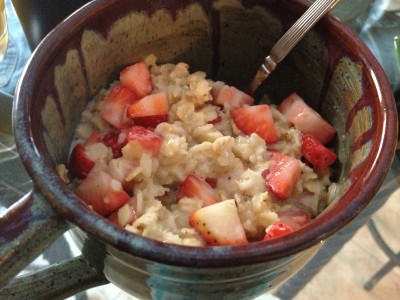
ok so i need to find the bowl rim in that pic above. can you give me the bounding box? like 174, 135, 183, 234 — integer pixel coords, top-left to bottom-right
12, 0, 398, 267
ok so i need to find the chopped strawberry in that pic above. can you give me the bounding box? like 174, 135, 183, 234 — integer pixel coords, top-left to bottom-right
205, 177, 218, 189
208, 115, 222, 125
75, 168, 130, 216
69, 143, 95, 179
120, 62, 152, 98
189, 199, 248, 246
126, 125, 164, 156
263, 152, 301, 200
263, 221, 293, 240
212, 85, 254, 108
131, 115, 169, 128
231, 104, 277, 143
126, 92, 169, 128
85, 132, 102, 146
102, 129, 128, 158
279, 211, 309, 230
301, 133, 337, 170
108, 211, 120, 226
100, 84, 139, 129
278, 92, 336, 144
177, 174, 219, 207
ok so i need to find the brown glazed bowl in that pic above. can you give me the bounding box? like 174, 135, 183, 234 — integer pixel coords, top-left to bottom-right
0, 0, 397, 299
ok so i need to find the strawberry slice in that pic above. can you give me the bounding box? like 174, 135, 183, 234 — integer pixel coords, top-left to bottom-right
108, 211, 119, 226
75, 168, 130, 216
126, 92, 169, 128
301, 133, 337, 170
126, 125, 164, 156
231, 104, 277, 144
208, 115, 222, 125
85, 132, 102, 146
177, 174, 219, 207
189, 199, 248, 246
212, 84, 254, 108
263, 152, 301, 200
100, 84, 139, 129
205, 177, 218, 188
279, 211, 309, 230
102, 129, 128, 158
263, 221, 293, 240
278, 92, 336, 144
120, 62, 152, 98
69, 143, 95, 179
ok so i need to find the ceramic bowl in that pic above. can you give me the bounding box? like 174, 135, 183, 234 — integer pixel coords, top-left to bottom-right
2, 0, 397, 299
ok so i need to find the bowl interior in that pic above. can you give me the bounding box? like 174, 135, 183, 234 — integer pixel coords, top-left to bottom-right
13, 0, 397, 266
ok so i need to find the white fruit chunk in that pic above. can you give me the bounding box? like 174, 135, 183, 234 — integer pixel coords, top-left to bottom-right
189, 199, 248, 246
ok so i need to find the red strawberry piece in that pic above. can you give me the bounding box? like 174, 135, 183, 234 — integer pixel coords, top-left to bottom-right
231, 104, 277, 144
189, 199, 249, 246
120, 62, 152, 98
205, 177, 218, 189
102, 129, 128, 158
263, 152, 301, 200
212, 84, 254, 108
69, 143, 95, 179
127, 92, 169, 128
301, 133, 337, 170
75, 168, 130, 216
263, 221, 294, 240
278, 92, 336, 144
177, 174, 219, 207
279, 211, 309, 230
131, 115, 168, 128
100, 84, 139, 129
126, 125, 164, 156
208, 115, 222, 125
108, 211, 120, 226
84, 132, 102, 146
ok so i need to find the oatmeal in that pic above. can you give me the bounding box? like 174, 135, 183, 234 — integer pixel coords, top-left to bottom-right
64, 55, 337, 246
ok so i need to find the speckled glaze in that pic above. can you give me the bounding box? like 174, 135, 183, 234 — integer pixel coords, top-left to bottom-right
1, 0, 397, 299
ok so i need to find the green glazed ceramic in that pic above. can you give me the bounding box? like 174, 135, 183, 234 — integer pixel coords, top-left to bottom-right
0, 0, 397, 299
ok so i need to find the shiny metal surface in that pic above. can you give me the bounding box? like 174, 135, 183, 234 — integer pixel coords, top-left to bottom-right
247, 0, 340, 95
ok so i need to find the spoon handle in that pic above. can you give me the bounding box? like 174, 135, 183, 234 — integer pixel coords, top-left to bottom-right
247, 0, 340, 95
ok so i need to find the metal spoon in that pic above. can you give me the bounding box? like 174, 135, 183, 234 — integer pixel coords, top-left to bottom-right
247, 0, 340, 96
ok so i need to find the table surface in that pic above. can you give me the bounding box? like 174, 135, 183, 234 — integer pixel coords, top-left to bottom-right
1, 1, 399, 299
